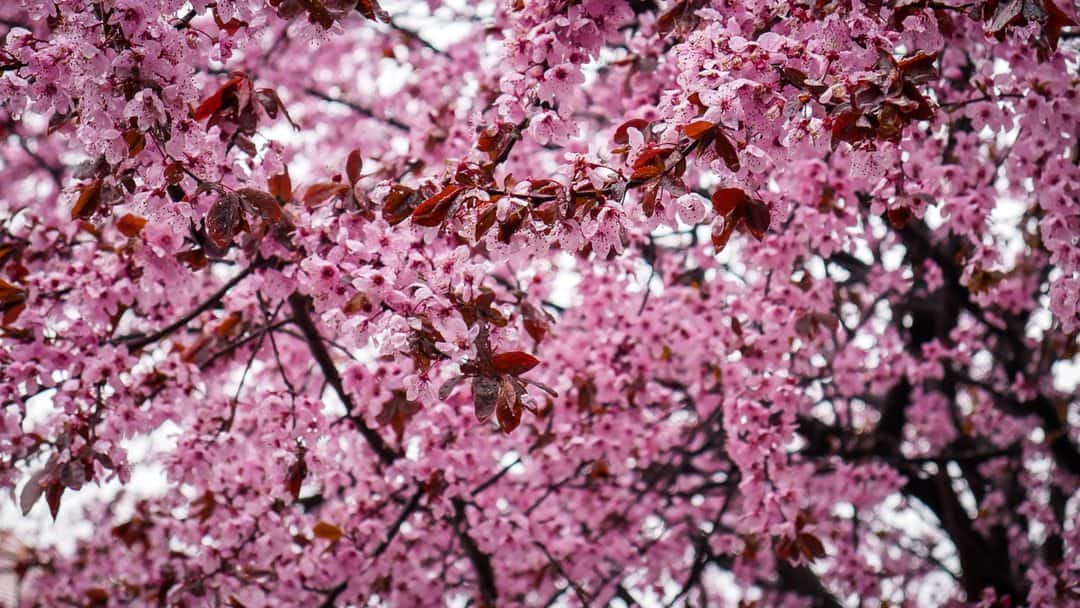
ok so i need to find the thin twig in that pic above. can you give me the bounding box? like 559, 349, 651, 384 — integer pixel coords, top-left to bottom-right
115, 261, 261, 350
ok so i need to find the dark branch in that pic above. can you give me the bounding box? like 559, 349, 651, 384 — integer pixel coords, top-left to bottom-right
115, 260, 261, 350
288, 292, 400, 465
302, 87, 409, 131
452, 498, 498, 605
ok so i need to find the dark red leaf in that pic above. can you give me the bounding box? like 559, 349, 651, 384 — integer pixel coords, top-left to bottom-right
116, 214, 147, 237
613, 118, 650, 145
376, 390, 422, 441
439, 375, 465, 401
3, 301, 24, 325
45, 483, 63, 520
59, 460, 87, 489
968, 269, 1006, 294
176, 248, 209, 271
472, 376, 499, 421
830, 108, 875, 149
346, 150, 364, 185
641, 182, 660, 217
521, 301, 552, 344
213, 8, 246, 34
355, 0, 390, 22
193, 75, 245, 121
710, 188, 746, 216
71, 179, 103, 220
411, 185, 464, 227
0, 279, 26, 307
254, 89, 279, 119
498, 206, 527, 244
85, 588, 109, 605
897, 51, 938, 85
886, 206, 913, 229
781, 67, 810, 88
491, 351, 541, 375
285, 458, 307, 500
234, 133, 258, 157
192, 491, 216, 522
260, 90, 294, 128
425, 469, 447, 501
630, 160, 664, 182
19, 469, 46, 515
123, 130, 146, 157
681, 120, 715, 139
206, 193, 243, 249
742, 198, 771, 241
495, 377, 521, 434
268, 170, 293, 201
1044, 0, 1078, 51
312, 521, 343, 542
711, 218, 737, 253
984, 0, 1024, 35
382, 185, 420, 225
238, 188, 282, 222
714, 130, 741, 172
798, 533, 827, 561
475, 204, 498, 240
165, 163, 185, 184
295, 0, 336, 29
302, 182, 351, 207
775, 536, 798, 561
589, 458, 610, 479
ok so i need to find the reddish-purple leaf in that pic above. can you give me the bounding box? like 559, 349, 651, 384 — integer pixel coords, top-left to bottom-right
714, 130, 740, 172
475, 203, 498, 241
71, 179, 103, 220
0, 279, 26, 308
116, 214, 147, 237
681, 120, 714, 139
206, 193, 243, 249
742, 198, 771, 241
887, 206, 913, 229
491, 351, 541, 375
383, 185, 421, 225
411, 185, 464, 227
798, 533, 827, 561
711, 188, 747, 216
439, 375, 465, 401
285, 457, 307, 500
238, 188, 282, 222
312, 521, 343, 542
376, 390, 422, 441
711, 218, 737, 253
472, 376, 499, 421
897, 51, 938, 84
495, 376, 521, 434
355, 0, 390, 22
193, 75, 245, 121
268, 171, 293, 201
775, 535, 798, 561
613, 118, 649, 145
303, 182, 351, 207
45, 483, 64, 520
19, 469, 46, 515
346, 150, 364, 185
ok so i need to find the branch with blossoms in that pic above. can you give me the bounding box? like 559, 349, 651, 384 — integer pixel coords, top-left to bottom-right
2, 0, 1080, 606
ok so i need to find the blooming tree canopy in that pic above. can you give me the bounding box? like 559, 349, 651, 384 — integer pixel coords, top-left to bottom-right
2, 0, 1079, 605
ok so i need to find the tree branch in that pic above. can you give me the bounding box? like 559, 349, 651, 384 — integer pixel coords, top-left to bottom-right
452, 498, 497, 605
302, 87, 409, 131
115, 260, 260, 350
288, 292, 399, 465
